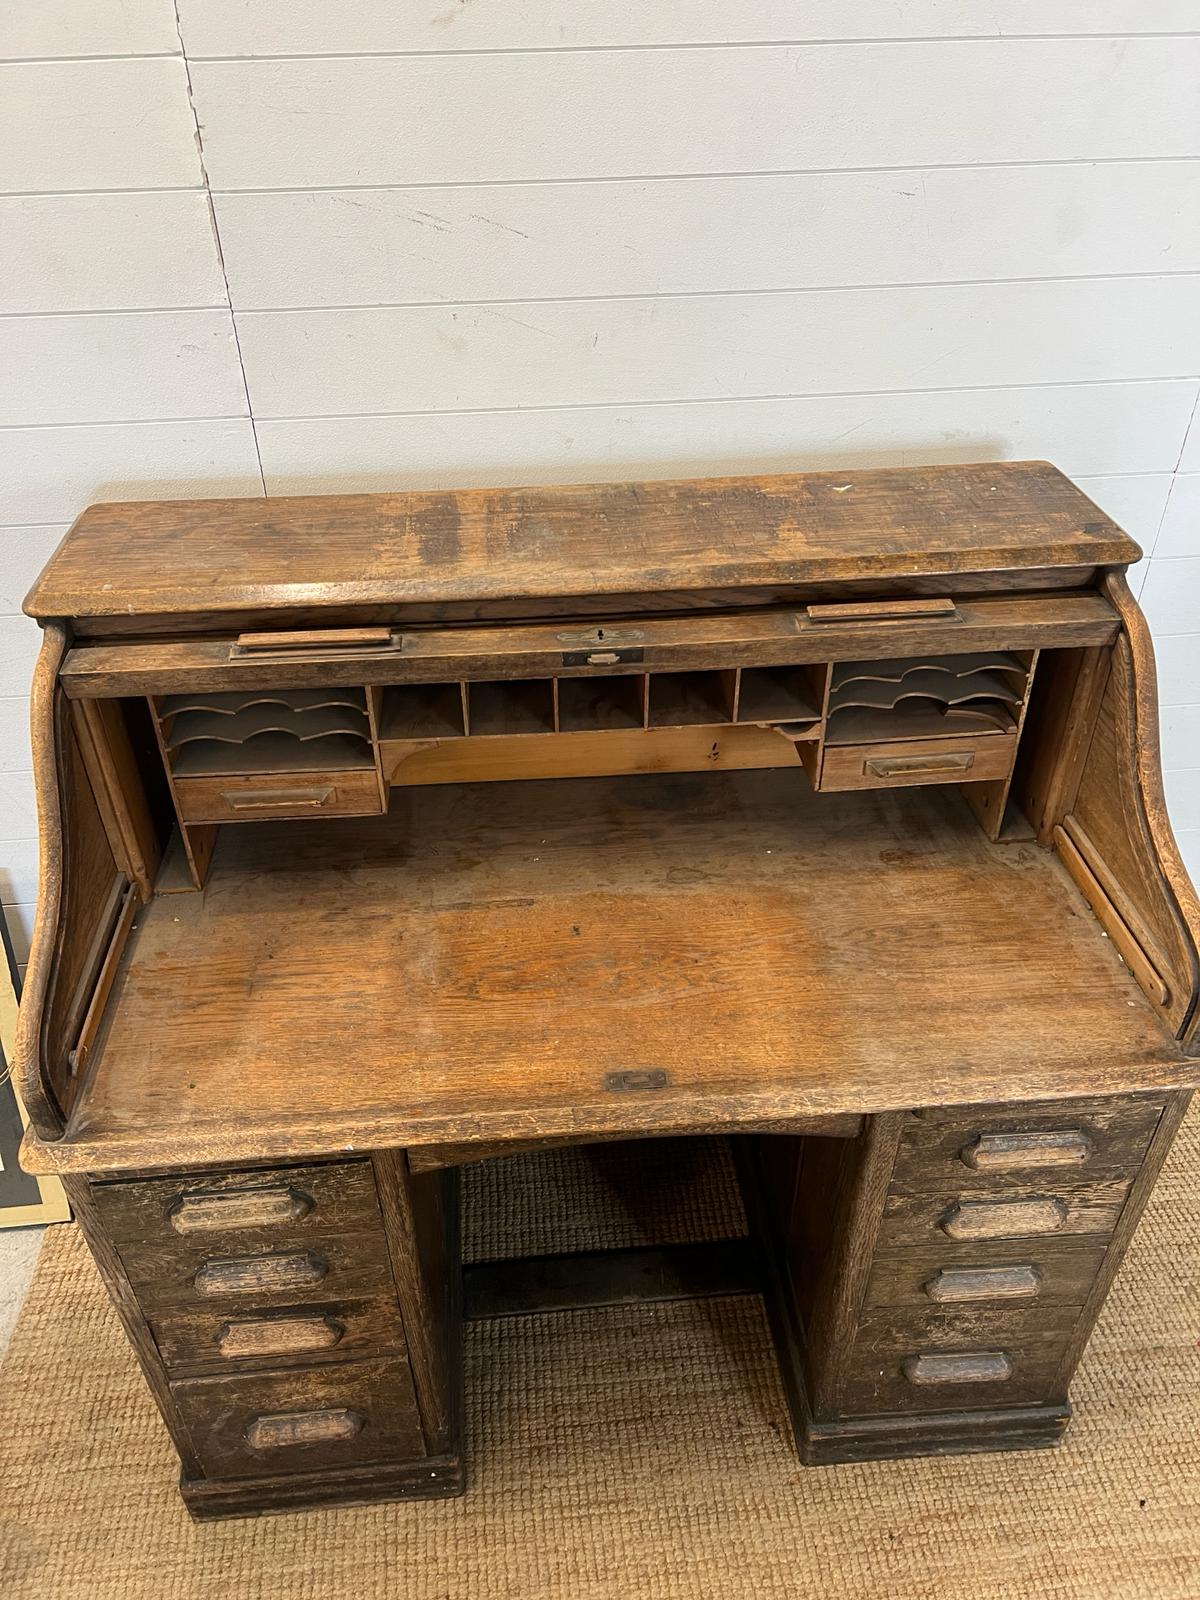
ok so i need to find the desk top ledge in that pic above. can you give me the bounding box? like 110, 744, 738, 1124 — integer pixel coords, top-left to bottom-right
24, 461, 1139, 622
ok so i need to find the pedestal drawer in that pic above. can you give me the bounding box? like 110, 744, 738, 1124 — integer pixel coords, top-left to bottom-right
92, 1160, 381, 1255
893, 1098, 1164, 1192
172, 1356, 424, 1480
116, 1227, 397, 1320
151, 1293, 407, 1376
839, 1304, 1079, 1417
863, 1242, 1109, 1310
879, 1176, 1132, 1249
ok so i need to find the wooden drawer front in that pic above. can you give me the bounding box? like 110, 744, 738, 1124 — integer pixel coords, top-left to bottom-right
839, 1305, 1078, 1417
92, 1161, 381, 1254
819, 734, 1016, 793
116, 1227, 396, 1319
879, 1176, 1132, 1249
173, 769, 382, 824
893, 1098, 1164, 1192
149, 1293, 406, 1376
864, 1242, 1108, 1310
172, 1356, 424, 1479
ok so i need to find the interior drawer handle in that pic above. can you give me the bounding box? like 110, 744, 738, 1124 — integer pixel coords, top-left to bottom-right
220, 787, 335, 812
960, 1130, 1092, 1171
194, 1250, 328, 1297
903, 1351, 1013, 1387
245, 1408, 363, 1451
924, 1265, 1042, 1303
169, 1185, 314, 1233
941, 1197, 1068, 1241
805, 598, 959, 624
218, 1314, 344, 1359
866, 752, 975, 778
232, 627, 398, 658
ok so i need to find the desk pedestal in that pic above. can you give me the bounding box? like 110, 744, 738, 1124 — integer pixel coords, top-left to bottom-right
747, 1092, 1190, 1463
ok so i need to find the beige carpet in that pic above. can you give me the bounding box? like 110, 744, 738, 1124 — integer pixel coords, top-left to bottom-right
1, 1116, 1198, 1600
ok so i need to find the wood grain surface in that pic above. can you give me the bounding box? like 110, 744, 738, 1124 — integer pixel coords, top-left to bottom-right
27, 770, 1192, 1177
25, 462, 1137, 622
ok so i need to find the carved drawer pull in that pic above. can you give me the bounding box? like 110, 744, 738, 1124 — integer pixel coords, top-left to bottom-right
940, 1197, 1068, 1241
194, 1250, 328, 1297
218, 1314, 344, 1359
903, 1351, 1013, 1386
245, 1408, 363, 1451
866, 752, 975, 778
960, 1130, 1092, 1171
220, 788, 335, 812
924, 1265, 1042, 1303
169, 1185, 314, 1233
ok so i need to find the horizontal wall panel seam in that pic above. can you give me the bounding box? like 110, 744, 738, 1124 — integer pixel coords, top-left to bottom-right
181, 34, 1200, 62
220, 271, 1200, 315
10, 157, 1200, 201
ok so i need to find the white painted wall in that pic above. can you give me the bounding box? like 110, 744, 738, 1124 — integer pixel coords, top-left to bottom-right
2, 1, 1199, 965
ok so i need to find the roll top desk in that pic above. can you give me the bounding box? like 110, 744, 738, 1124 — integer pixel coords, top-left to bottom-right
15, 462, 1200, 1518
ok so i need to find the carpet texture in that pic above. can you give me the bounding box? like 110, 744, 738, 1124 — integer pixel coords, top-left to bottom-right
1, 1115, 1198, 1600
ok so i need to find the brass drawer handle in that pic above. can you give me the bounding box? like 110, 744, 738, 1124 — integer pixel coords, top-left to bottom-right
194, 1250, 328, 1297
245, 1408, 363, 1451
924, 1265, 1042, 1303
960, 1130, 1092, 1171
940, 1197, 1068, 1241
903, 1351, 1013, 1386
218, 1314, 344, 1359
169, 1185, 314, 1233
220, 787, 335, 812
866, 752, 975, 778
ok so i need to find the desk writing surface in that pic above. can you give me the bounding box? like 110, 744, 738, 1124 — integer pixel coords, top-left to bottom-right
25, 461, 1138, 621
47, 770, 1186, 1175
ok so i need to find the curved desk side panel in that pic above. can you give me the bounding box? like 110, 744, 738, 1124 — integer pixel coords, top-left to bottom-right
14, 623, 81, 1139
1057, 576, 1200, 1045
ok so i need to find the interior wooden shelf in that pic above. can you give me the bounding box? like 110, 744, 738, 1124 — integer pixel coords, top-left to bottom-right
557, 674, 645, 732
170, 730, 376, 776
827, 669, 1024, 715
824, 651, 1029, 747
157, 688, 369, 717
155, 686, 376, 778
469, 679, 556, 737
830, 653, 1027, 689
379, 682, 466, 740
50, 770, 1181, 1175
649, 671, 735, 728
824, 703, 1018, 746
165, 704, 371, 752
736, 666, 821, 726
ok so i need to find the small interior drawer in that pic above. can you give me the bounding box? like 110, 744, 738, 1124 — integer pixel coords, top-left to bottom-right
171, 1355, 425, 1479
819, 734, 1017, 792
173, 768, 383, 823
92, 1161, 382, 1252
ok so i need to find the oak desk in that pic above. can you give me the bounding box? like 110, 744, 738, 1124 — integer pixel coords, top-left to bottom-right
16, 463, 1200, 1518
